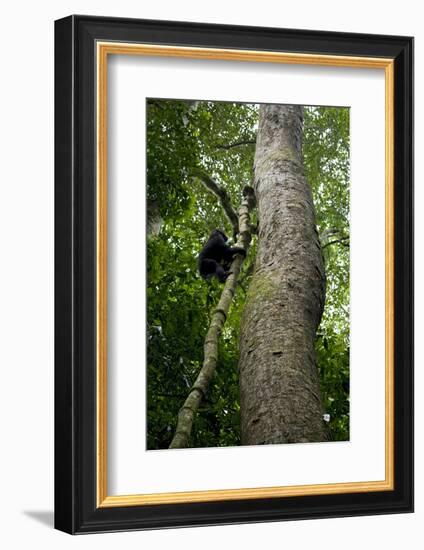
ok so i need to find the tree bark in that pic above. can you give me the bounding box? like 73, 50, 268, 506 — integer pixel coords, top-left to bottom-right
147, 200, 162, 237
239, 105, 327, 445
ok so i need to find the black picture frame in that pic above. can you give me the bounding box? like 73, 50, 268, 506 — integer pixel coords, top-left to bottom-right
55, 15, 414, 534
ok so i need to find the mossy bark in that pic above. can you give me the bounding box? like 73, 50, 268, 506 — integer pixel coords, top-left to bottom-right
239, 105, 327, 445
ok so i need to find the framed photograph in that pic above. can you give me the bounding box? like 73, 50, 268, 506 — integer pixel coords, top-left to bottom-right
54, 15, 413, 534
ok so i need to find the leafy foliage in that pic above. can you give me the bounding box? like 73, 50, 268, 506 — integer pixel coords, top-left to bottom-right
146, 100, 350, 449
303, 106, 350, 440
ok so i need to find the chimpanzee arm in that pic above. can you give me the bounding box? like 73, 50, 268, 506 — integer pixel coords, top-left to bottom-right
222, 245, 246, 263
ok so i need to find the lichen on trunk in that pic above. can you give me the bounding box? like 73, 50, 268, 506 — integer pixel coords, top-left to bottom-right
239, 105, 327, 445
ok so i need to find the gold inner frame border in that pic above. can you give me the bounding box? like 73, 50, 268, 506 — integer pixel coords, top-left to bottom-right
96, 41, 395, 508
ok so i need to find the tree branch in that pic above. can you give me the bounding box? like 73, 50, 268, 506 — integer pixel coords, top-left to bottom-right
215, 139, 256, 150
193, 171, 239, 238
322, 236, 349, 250
169, 188, 254, 449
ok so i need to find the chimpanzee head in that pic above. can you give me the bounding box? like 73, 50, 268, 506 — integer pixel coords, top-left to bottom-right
210, 229, 228, 241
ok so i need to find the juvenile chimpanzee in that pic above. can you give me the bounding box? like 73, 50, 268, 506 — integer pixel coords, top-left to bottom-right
198, 229, 246, 283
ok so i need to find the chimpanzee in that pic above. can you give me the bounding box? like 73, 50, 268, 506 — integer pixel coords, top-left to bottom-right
198, 229, 246, 283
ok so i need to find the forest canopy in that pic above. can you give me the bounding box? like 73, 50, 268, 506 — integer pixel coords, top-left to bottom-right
146, 99, 350, 450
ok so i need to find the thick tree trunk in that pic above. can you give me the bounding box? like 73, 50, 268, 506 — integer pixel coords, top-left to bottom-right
239, 105, 327, 445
